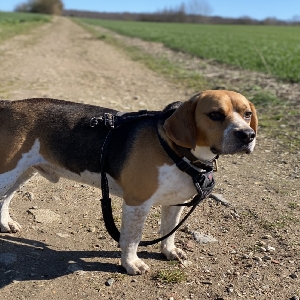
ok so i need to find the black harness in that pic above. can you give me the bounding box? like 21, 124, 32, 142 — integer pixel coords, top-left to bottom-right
90, 107, 216, 246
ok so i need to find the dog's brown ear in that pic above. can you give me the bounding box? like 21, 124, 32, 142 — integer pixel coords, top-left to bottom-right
249, 101, 258, 134
163, 95, 198, 149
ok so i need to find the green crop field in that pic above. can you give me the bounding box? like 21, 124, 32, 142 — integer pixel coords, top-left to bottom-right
0, 11, 50, 41
80, 19, 300, 83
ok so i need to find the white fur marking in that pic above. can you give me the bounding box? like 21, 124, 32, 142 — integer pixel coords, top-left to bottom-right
223, 112, 247, 141
37, 164, 123, 197
120, 201, 152, 274
160, 205, 186, 260
222, 112, 256, 154
0, 139, 45, 194
191, 146, 216, 161
150, 164, 196, 206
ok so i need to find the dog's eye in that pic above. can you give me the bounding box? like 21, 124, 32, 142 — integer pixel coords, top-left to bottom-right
244, 112, 252, 120
208, 112, 225, 121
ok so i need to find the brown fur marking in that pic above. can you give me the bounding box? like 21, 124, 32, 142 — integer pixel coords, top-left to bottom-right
120, 127, 171, 206
0, 101, 36, 174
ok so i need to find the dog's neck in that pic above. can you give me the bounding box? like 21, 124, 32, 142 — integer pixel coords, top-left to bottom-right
191, 146, 217, 162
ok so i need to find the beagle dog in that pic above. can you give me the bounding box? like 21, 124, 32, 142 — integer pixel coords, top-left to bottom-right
0, 90, 257, 275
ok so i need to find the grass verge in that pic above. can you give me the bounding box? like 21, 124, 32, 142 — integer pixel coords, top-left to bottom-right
249, 90, 300, 151
77, 18, 300, 83
0, 11, 50, 42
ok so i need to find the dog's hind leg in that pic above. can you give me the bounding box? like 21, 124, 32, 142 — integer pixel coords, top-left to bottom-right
160, 205, 187, 261
120, 200, 152, 275
0, 168, 37, 232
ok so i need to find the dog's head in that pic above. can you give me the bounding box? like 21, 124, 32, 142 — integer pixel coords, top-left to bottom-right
164, 90, 258, 156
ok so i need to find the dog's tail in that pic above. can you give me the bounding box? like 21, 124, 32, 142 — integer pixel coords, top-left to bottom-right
0, 100, 10, 125
0, 100, 11, 110
0, 100, 9, 108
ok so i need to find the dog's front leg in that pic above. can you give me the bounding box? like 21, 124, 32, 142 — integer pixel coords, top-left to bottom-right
0, 168, 36, 233
0, 193, 22, 233
120, 201, 151, 275
160, 205, 187, 260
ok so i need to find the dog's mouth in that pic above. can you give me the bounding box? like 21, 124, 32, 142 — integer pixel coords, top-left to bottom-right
210, 141, 255, 156
239, 144, 253, 154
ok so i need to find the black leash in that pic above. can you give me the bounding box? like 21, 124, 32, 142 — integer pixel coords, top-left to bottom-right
91, 108, 216, 246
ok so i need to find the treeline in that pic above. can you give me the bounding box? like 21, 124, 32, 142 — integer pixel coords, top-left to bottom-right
63, 10, 300, 26
15, 0, 63, 15
14, 0, 300, 25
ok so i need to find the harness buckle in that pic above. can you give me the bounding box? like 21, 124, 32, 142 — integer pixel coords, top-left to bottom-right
213, 159, 218, 172
89, 117, 99, 127
104, 113, 115, 129
90, 113, 115, 129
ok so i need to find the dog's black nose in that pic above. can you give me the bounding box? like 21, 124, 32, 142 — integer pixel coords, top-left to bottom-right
234, 129, 256, 143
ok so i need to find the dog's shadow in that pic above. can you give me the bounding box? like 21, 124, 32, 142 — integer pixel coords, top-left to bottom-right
0, 235, 164, 288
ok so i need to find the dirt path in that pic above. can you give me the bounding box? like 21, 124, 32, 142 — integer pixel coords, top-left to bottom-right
0, 17, 299, 300
0, 17, 186, 109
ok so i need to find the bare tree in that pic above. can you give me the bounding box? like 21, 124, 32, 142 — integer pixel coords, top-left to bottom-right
291, 15, 300, 24
14, 0, 64, 15
187, 0, 213, 16
263, 17, 278, 25
15, 2, 30, 12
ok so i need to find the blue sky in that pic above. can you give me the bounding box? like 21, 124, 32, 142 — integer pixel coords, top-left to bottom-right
1, 0, 300, 21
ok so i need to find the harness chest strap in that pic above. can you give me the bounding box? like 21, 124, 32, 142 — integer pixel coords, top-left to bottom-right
175, 144, 219, 172
92, 109, 216, 246
156, 132, 216, 206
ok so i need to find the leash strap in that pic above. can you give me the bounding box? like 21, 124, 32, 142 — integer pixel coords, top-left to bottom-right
100, 129, 121, 243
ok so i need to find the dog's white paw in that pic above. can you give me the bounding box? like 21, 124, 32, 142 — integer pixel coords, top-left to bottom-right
122, 258, 150, 275
161, 247, 187, 261
1, 218, 22, 233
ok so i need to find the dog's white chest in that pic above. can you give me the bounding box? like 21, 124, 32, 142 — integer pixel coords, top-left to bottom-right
150, 164, 196, 206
